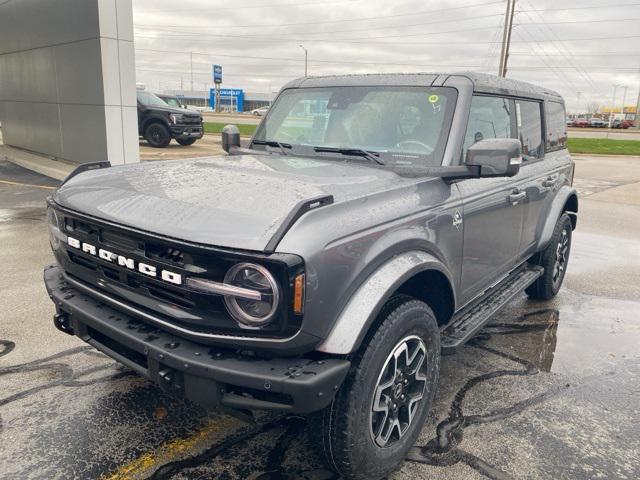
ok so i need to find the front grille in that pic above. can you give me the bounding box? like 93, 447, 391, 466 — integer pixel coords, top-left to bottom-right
182, 116, 202, 125
54, 207, 303, 341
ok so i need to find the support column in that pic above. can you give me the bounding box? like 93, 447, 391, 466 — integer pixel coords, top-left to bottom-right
0, 0, 139, 165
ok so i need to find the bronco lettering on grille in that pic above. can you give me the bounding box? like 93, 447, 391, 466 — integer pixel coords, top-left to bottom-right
67, 236, 182, 285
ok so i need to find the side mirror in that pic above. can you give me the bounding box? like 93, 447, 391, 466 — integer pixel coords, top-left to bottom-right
221, 124, 241, 153
465, 138, 522, 178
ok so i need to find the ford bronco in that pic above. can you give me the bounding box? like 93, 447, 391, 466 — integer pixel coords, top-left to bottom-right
44, 73, 576, 479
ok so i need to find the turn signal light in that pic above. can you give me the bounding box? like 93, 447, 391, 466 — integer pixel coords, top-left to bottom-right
293, 274, 305, 314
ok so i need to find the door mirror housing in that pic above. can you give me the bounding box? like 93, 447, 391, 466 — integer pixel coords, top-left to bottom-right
465, 138, 522, 178
221, 124, 241, 153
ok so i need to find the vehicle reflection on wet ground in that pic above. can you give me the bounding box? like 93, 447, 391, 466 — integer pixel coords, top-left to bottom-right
1, 155, 639, 479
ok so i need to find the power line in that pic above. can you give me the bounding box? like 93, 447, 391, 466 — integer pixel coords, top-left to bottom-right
135, 0, 360, 14
135, 13, 505, 39
518, 2, 640, 12
517, 1, 605, 98
133, 31, 640, 46
134, 1, 504, 30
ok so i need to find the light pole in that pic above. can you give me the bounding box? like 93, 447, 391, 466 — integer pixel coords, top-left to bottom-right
299, 44, 308, 76
609, 85, 621, 127
620, 85, 628, 120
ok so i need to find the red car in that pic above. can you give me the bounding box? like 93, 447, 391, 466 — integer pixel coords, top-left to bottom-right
572, 118, 590, 128
612, 119, 634, 129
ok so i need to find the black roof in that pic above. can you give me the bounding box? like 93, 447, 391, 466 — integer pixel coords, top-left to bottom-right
282, 71, 563, 101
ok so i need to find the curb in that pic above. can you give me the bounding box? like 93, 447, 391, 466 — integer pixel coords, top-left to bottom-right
0, 144, 74, 181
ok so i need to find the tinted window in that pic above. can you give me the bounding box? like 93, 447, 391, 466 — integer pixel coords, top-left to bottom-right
546, 101, 568, 150
516, 100, 543, 160
463, 96, 513, 158
137, 91, 168, 107
164, 98, 181, 107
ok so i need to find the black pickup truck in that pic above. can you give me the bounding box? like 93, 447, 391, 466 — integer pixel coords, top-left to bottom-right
137, 91, 204, 147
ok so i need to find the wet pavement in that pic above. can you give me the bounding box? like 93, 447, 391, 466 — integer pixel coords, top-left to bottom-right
1, 155, 639, 479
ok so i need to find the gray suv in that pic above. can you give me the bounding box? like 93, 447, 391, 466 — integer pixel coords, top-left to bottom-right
44, 73, 576, 480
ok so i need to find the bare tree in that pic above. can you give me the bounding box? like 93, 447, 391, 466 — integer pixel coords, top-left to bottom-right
585, 102, 600, 115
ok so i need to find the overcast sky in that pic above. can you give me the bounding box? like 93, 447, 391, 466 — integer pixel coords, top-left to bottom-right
132, 0, 640, 112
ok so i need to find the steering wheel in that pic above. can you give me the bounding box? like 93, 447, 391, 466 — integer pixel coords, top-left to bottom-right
396, 140, 434, 154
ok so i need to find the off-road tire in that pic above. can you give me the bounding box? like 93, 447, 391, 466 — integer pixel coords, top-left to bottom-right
526, 212, 572, 300
144, 122, 171, 148
176, 137, 197, 146
311, 296, 440, 480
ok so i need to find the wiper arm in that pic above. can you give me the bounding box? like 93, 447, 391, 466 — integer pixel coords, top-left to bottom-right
252, 139, 292, 156
313, 146, 385, 165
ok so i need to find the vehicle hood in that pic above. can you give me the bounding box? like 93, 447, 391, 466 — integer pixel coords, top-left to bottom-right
53, 155, 410, 251
146, 104, 202, 118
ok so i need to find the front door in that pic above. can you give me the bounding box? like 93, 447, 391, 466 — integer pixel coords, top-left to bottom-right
456, 95, 526, 305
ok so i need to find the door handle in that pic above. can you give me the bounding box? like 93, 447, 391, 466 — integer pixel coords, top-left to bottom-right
542, 176, 558, 188
508, 191, 527, 204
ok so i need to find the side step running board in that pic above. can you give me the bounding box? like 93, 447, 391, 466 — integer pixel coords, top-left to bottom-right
441, 265, 543, 353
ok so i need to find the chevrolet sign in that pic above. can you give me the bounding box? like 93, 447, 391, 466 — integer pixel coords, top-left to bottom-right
67, 236, 182, 285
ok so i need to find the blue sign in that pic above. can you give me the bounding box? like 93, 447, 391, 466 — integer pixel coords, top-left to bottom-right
210, 88, 244, 112
212, 64, 222, 84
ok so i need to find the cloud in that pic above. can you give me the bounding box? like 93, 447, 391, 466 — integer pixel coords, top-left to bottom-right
132, 0, 640, 112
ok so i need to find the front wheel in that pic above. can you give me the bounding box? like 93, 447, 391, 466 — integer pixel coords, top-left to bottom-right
144, 122, 171, 148
176, 137, 197, 146
312, 297, 440, 480
527, 212, 572, 300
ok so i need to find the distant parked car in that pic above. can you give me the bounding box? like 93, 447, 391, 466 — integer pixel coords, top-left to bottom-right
611, 119, 633, 129
251, 106, 269, 116
589, 118, 607, 128
572, 118, 590, 128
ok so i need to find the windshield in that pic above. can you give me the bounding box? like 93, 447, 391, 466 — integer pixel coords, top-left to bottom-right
163, 97, 182, 107
252, 86, 457, 167
137, 91, 169, 107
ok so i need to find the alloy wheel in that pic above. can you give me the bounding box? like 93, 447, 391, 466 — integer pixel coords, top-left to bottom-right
369, 335, 427, 448
552, 228, 569, 287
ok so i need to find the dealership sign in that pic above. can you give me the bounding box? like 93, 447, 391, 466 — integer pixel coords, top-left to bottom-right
213, 64, 222, 84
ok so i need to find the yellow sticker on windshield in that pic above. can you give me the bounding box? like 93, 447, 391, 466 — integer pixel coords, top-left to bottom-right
428, 94, 439, 103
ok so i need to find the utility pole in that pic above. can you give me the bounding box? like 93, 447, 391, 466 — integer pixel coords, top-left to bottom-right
576, 92, 581, 114
190, 52, 194, 92
498, 0, 516, 77
299, 44, 308, 76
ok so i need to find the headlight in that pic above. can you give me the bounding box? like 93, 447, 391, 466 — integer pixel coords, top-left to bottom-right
223, 263, 280, 327
47, 207, 64, 250
169, 113, 184, 124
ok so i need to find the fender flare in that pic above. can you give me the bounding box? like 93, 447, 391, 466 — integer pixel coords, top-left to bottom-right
142, 115, 170, 134
316, 250, 454, 355
536, 186, 578, 251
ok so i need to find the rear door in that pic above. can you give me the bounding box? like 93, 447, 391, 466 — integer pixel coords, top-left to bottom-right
514, 98, 548, 257
456, 95, 526, 305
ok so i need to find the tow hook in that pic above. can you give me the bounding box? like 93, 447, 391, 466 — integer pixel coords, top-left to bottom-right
158, 368, 184, 393
53, 313, 74, 335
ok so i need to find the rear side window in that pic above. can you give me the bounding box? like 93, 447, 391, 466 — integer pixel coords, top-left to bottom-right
515, 100, 543, 160
463, 96, 514, 158
546, 101, 568, 151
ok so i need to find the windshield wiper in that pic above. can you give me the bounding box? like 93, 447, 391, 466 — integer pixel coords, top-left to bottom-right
252, 139, 292, 156
313, 146, 385, 165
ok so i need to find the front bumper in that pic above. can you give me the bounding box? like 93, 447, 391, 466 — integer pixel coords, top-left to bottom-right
170, 125, 204, 139
44, 265, 349, 414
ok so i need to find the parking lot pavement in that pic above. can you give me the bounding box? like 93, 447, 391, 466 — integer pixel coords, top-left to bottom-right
139, 135, 226, 161
1, 156, 639, 479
